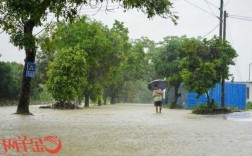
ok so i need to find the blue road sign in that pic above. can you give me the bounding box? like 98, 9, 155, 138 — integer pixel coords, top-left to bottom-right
26, 62, 36, 77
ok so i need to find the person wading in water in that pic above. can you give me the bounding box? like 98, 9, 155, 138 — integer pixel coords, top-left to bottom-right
152, 84, 163, 113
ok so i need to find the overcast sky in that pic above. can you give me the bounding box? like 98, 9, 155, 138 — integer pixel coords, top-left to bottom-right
0, 0, 252, 82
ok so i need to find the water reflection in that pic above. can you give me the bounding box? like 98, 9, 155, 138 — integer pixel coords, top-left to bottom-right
225, 111, 252, 121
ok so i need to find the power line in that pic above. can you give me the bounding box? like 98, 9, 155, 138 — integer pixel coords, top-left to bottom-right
203, 0, 219, 9
34, 17, 55, 36
229, 16, 252, 22
229, 14, 252, 19
78, 6, 123, 15
224, 0, 231, 7
202, 24, 219, 38
231, 9, 252, 15
226, 20, 234, 44
204, 0, 216, 16
184, 0, 218, 18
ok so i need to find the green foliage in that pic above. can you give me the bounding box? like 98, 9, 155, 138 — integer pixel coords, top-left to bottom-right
103, 37, 156, 104
180, 36, 237, 105
152, 36, 187, 108
163, 103, 171, 108
46, 46, 86, 103
226, 106, 240, 112
40, 17, 130, 105
153, 36, 186, 80
1, 0, 177, 112
0, 61, 22, 100
192, 103, 208, 112
123, 40, 146, 80
116, 80, 152, 103
191, 102, 240, 114
203, 36, 238, 80
247, 101, 252, 110
118, 38, 157, 103
191, 102, 218, 114
0, 0, 177, 50
31, 84, 54, 102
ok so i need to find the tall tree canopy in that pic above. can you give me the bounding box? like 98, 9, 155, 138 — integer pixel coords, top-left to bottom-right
46, 46, 87, 104
0, 0, 177, 114
153, 36, 187, 108
152, 36, 237, 108
180, 36, 237, 106
40, 17, 130, 107
0, 62, 23, 100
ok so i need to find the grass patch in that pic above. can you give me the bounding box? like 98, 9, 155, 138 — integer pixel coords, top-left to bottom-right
163, 103, 171, 108
247, 101, 252, 110
191, 102, 238, 114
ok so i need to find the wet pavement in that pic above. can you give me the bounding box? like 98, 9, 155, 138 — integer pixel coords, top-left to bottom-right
0, 104, 252, 156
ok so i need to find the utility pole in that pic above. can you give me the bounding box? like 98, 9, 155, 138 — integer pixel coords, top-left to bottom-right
219, 0, 225, 108
219, 0, 223, 38
221, 10, 228, 108
223, 11, 227, 42
249, 63, 252, 82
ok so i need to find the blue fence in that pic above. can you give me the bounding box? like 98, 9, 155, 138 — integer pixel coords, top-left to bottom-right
187, 83, 246, 110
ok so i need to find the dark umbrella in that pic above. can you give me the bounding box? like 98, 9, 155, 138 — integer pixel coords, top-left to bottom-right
148, 79, 167, 90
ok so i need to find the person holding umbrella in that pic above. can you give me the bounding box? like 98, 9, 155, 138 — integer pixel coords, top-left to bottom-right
153, 84, 163, 113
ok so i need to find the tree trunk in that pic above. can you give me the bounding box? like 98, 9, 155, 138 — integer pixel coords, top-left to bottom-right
16, 20, 35, 115
98, 94, 102, 106
206, 91, 211, 108
170, 84, 181, 109
103, 90, 108, 105
123, 96, 128, 103
103, 96, 107, 105
84, 93, 89, 107
110, 95, 116, 104
221, 76, 225, 108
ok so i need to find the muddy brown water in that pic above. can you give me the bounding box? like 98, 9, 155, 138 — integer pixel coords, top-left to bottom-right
0, 104, 252, 156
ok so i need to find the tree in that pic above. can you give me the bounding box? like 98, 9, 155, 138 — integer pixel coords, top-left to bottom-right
0, 62, 23, 100
180, 38, 216, 105
0, 62, 12, 99
205, 37, 237, 107
105, 38, 156, 104
153, 36, 187, 108
40, 17, 130, 107
180, 37, 237, 106
102, 20, 131, 105
46, 46, 86, 104
0, 0, 177, 114
122, 40, 146, 102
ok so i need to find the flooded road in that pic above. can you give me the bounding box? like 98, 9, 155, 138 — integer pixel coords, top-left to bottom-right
0, 104, 252, 156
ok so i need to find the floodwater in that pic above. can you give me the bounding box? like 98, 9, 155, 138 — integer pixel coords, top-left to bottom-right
0, 104, 252, 156
225, 111, 252, 121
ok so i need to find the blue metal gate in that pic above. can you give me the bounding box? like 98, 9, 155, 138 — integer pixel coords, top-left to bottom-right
187, 83, 246, 110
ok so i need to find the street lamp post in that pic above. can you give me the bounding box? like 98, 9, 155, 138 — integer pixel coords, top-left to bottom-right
249, 63, 252, 82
